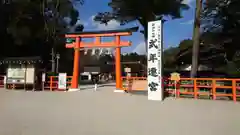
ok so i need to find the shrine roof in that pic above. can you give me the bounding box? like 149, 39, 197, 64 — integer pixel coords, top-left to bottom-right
106, 61, 141, 65
2, 56, 41, 61
65, 27, 139, 35
0, 56, 42, 64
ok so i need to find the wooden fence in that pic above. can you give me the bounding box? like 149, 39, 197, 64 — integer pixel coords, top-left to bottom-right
3, 75, 240, 102
43, 76, 72, 91
121, 77, 240, 102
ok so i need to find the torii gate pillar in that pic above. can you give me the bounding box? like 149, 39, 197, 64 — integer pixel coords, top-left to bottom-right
115, 37, 122, 90
71, 37, 80, 90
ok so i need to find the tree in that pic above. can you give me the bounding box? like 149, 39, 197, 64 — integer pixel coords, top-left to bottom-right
163, 39, 193, 69
177, 42, 226, 66
190, 0, 203, 77
163, 47, 179, 69
0, 0, 84, 72
201, 0, 240, 61
93, 0, 189, 52
178, 39, 193, 50
4, 0, 81, 44
200, 0, 240, 75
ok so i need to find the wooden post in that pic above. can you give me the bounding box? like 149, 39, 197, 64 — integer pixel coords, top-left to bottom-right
212, 79, 216, 100
193, 79, 198, 99
50, 76, 53, 91
24, 64, 27, 91
70, 37, 80, 91
42, 73, 45, 91
174, 80, 177, 98
170, 72, 180, 98
114, 36, 123, 92
232, 79, 237, 102
176, 82, 180, 98
3, 76, 6, 89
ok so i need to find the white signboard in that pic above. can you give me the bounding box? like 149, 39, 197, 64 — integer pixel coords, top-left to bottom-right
7, 67, 25, 84
147, 20, 163, 101
4, 76, 6, 84
58, 73, 67, 89
42, 73, 46, 82
124, 67, 131, 73
7, 68, 25, 79
25, 67, 35, 84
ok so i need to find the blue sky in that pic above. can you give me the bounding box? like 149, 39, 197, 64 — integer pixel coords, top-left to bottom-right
75, 0, 196, 54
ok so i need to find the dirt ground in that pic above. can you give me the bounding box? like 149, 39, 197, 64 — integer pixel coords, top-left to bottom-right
0, 85, 240, 135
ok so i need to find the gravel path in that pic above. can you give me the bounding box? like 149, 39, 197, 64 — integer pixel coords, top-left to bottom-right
0, 86, 240, 135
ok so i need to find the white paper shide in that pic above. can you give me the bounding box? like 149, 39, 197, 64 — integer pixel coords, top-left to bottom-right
147, 20, 163, 101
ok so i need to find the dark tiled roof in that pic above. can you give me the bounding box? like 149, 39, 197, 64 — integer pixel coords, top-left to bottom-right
0, 56, 42, 64
2, 56, 41, 61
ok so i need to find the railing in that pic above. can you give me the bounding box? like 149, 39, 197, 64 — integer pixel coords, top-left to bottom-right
4, 75, 240, 102
121, 77, 240, 102
43, 76, 72, 91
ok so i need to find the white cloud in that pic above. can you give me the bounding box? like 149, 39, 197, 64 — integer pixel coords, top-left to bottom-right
182, 0, 194, 5
76, 19, 89, 27
68, 20, 88, 32
63, 17, 88, 27
180, 19, 194, 25
87, 15, 120, 30
133, 41, 147, 55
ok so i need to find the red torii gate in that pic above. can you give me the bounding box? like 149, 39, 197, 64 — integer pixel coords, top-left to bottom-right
65, 27, 138, 91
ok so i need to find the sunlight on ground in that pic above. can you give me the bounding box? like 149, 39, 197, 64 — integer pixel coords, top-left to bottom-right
0, 86, 240, 135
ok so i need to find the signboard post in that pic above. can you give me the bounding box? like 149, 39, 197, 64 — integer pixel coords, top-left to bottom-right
147, 20, 163, 101
58, 73, 67, 90
170, 72, 181, 98
4, 76, 6, 88
42, 73, 46, 90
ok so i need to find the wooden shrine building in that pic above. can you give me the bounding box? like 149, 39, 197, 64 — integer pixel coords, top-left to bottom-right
0, 56, 43, 89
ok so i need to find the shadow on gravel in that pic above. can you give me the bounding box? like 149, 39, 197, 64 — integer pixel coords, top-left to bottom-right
79, 80, 115, 85
127, 91, 148, 96
78, 83, 115, 91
